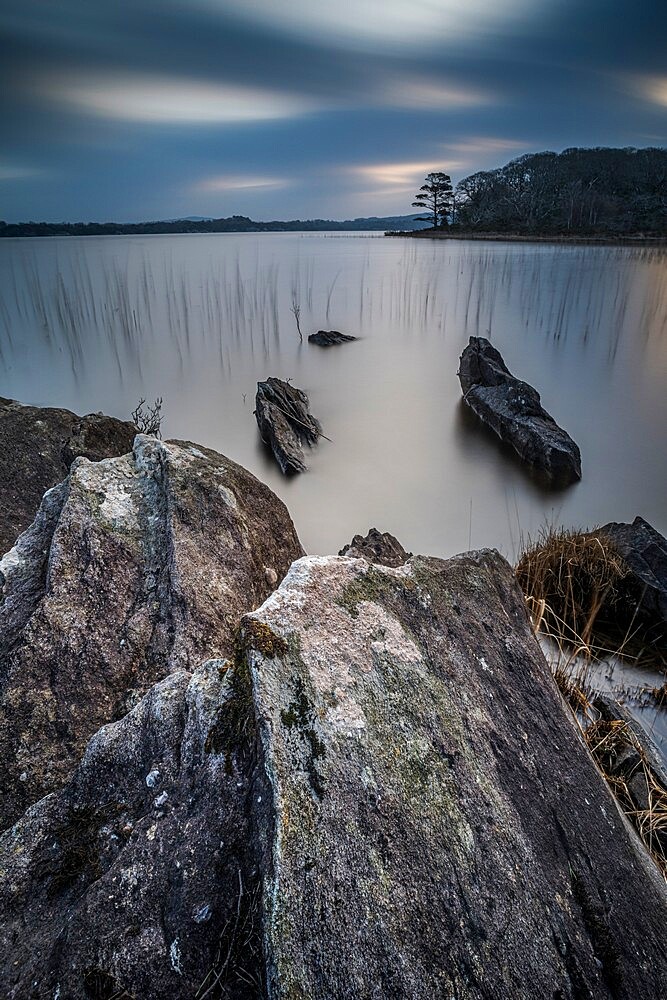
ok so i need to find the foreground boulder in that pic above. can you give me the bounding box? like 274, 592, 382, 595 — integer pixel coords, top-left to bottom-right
245, 551, 667, 999
339, 526, 411, 567
255, 377, 322, 474
308, 330, 357, 346
0, 660, 264, 1000
0, 436, 303, 830
598, 515, 667, 646
2, 547, 666, 998
458, 337, 581, 485
0, 396, 136, 554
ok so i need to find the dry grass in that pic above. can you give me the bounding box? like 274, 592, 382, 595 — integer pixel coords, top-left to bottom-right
543, 651, 667, 880
517, 526, 663, 667
583, 718, 667, 878
652, 682, 667, 706
520, 550, 667, 881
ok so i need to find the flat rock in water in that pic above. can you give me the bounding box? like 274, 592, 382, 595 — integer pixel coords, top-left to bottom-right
0, 396, 136, 555
244, 551, 667, 999
458, 337, 581, 485
308, 330, 357, 346
0, 435, 303, 830
255, 377, 322, 474
598, 515, 667, 644
339, 526, 411, 567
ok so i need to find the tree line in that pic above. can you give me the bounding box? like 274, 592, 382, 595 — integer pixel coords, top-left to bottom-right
0, 214, 428, 238
416, 147, 667, 235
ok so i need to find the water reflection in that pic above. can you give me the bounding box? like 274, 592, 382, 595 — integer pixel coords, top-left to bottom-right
0, 233, 665, 564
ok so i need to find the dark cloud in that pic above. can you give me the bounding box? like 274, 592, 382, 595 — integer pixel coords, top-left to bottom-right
1, 0, 665, 221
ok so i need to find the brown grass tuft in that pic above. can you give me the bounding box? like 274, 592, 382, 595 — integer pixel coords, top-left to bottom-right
584, 718, 667, 878
516, 525, 662, 666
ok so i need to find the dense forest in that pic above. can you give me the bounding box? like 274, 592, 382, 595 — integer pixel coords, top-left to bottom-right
0, 214, 428, 238
452, 147, 667, 234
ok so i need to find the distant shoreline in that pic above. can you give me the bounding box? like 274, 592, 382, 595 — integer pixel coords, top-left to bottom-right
385, 230, 667, 247
0, 215, 428, 239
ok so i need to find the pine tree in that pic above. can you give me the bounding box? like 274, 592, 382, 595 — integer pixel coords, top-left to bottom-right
412, 172, 454, 229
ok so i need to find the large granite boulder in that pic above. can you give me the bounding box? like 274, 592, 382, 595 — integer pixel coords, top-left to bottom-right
458, 338, 581, 486
0, 397, 136, 555
2, 545, 666, 998
0, 659, 265, 1000
244, 551, 667, 999
0, 435, 303, 830
255, 378, 322, 474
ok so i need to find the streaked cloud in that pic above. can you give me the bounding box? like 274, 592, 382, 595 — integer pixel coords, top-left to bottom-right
35, 71, 319, 125
348, 160, 466, 195
380, 77, 495, 111
3, 0, 664, 222
442, 137, 527, 156
195, 174, 289, 192
0, 161, 46, 182
205, 0, 538, 51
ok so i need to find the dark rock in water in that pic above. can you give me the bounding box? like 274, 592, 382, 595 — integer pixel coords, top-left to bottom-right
255, 377, 322, 474
597, 516, 667, 644
244, 550, 667, 999
0, 397, 136, 555
0, 659, 265, 1000
0, 435, 303, 830
308, 330, 357, 346
339, 527, 411, 567
458, 337, 581, 486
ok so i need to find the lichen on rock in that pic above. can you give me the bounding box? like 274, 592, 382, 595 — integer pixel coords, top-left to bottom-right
243, 550, 667, 1000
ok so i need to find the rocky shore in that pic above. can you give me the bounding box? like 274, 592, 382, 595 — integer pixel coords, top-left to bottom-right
0, 399, 665, 1000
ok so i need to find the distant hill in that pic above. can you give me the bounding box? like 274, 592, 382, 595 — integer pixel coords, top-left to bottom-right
452, 147, 667, 235
0, 214, 429, 238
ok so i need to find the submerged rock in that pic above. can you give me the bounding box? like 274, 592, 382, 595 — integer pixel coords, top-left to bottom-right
0, 659, 265, 1000
0, 396, 136, 555
0, 436, 303, 830
255, 377, 322, 474
308, 330, 357, 346
244, 551, 667, 999
338, 527, 411, 567
458, 337, 581, 485
598, 515, 667, 645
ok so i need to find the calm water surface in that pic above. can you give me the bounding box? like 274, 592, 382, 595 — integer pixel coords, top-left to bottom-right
1, 232, 666, 744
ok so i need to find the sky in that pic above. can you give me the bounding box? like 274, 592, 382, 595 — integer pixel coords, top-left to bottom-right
1, 0, 666, 223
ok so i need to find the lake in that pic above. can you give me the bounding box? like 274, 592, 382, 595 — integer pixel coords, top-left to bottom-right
1, 231, 666, 744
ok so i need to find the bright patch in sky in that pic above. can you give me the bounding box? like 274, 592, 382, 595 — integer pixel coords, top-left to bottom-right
382, 77, 494, 110
0, 161, 44, 182
39, 73, 317, 124
196, 175, 289, 192
350, 160, 461, 191
210, 0, 537, 49
641, 76, 667, 107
